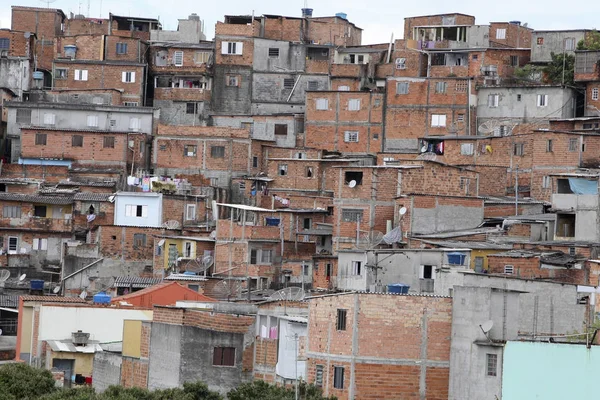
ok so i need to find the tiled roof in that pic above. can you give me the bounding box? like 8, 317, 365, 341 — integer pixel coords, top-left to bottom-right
0, 193, 73, 205
74, 193, 113, 202
114, 276, 162, 288
21, 295, 87, 303
112, 282, 215, 302
165, 274, 208, 281
0, 296, 19, 308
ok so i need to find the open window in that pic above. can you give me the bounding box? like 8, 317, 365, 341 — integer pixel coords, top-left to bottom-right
556, 178, 598, 194
556, 214, 575, 238
344, 171, 363, 186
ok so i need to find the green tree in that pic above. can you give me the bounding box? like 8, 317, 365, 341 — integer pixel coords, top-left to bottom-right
543, 52, 575, 86
227, 380, 336, 400
514, 64, 543, 82
0, 363, 57, 400
577, 30, 600, 50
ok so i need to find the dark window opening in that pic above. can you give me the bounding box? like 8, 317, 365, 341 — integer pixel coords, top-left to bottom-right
336, 309, 347, 331
252, 156, 259, 168
333, 366, 345, 389
556, 214, 575, 238
35, 133, 47, 145
422, 265, 433, 279
72, 135, 83, 147
274, 124, 288, 136
133, 233, 146, 248
34, 206, 47, 218
103, 136, 115, 148
344, 171, 363, 185
136, 205, 143, 217
213, 347, 235, 366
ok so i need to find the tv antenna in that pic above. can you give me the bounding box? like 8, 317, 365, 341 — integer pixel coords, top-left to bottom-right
356, 230, 385, 249
39, 0, 56, 8
212, 279, 243, 300
0, 270, 10, 282
268, 286, 305, 301
181, 255, 214, 275
479, 320, 494, 342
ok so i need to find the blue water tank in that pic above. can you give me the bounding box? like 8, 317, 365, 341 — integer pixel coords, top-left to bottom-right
388, 283, 410, 294
30, 280, 44, 290
32, 71, 44, 80
335, 12, 348, 20
93, 291, 111, 304
302, 8, 313, 17
447, 252, 467, 265
265, 217, 280, 226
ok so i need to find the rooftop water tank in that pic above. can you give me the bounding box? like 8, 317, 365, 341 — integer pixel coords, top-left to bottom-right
72, 330, 90, 346
302, 8, 313, 18
387, 283, 410, 294
93, 291, 111, 304
447, 252, 467, 265
335, 12, 348, 20
30, 280, 44, 291
63, 45, 77, 58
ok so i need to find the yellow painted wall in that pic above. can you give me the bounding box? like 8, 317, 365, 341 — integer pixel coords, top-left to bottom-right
51, 351, 94, 376
162, 239, 196, 269
20, 306, 33, 354
469, 249, 506, 271
122, 320, 142, 358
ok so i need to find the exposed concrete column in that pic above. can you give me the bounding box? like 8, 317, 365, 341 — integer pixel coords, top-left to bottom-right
349, 293, 360, 399
419, 309, 429, 400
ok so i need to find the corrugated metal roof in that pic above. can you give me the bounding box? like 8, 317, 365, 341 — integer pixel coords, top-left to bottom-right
0, 193, 73, 205
21, 295, 87, 303
74, 193, 113, 202
0, 296, 19, 308
59, 180, 117, 187
164, 274, 208, 281
113, 276, 162, 288
46, 340, 103, 353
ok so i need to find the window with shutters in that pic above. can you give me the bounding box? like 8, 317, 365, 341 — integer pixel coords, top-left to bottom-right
116, 42, 128, 54
222, 42, 243, 55
194, 51, 210, 64
87, 115, 99, 127
268, 48, 280, 57
334, 366, 345, 389
3, 206, 21, 218
32, 238, 48, 251
8, 237, 18, 253
103, 136, 115, 148
342, 209, 363, 222
74, 69, 88, 81
35, 133, 47, 145
173, 51, 184, 66
16, 109, 31, 124
122, 71, 135, 83
226, 75, 239, 87
43, 113, 55, 126
496, 29, 506, 40
352, 261, 362, 275
274, 124, 288, 136
348, 99, 361, 111
283, 78, 295, 89
431, 114, 447, 127
435, 81, 447, 93
344, 131, 359, 142
397, 82, 409, 94
125, 204, 148, 218
211, 146, 225, 158
336, 309, 347, 330
184, 145, 197, 157
133, 233, 146, 248
213, 347, 235, 366
307, 81, 319, 91
537, 94, 548, 107
72, 135, 83, 147
315, 365, 324, 387
488, 94, 499, 107
461, 143, 474, 155
316, 98, 329, 110
186, 204, 196, 221
569, 138, 578, 152
55, 68, 68, 79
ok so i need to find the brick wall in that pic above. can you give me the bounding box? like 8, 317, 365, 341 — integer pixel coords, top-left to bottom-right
121, 357, 148, 388
149, 46, 211, 73
64, 18, 110, 36
55, 35, 104, 61
105, 36, 145, 62
0, 30, 32, 58
403, 14, 475, 40
308, 18, 362, 47
263, 17, 303, 42
98, 225, 164, 262
487, 255, 586, 284
11, 6, 63, 40
215, 38, 254, 66
215, 21, 260, 37
489, 23, 532, 49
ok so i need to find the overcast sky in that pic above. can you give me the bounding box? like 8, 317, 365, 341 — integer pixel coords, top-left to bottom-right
2, 0, 600, 44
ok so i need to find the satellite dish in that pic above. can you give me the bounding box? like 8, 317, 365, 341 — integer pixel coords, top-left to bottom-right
19, 274, 26, 282
348, 180, 357, 188
24, 32, 31, 39
53, 286, 61, 294
480, 320, 494, 334
399, 207, 407, 216
420, 145, 428, 153
202, 255, 214, 269
157, 239, 165, 247
79, 290, 87, 300
268, 287, 305, 301
209, 231, 217, 239
0, 270, 10, 282
108, 195, 115, 203
0, 329, 3, 336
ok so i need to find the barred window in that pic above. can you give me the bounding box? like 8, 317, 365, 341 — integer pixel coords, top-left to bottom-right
342, 209, 363, 222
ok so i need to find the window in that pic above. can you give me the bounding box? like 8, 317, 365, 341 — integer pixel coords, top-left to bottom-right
344, 171, 363, 185
542, 176, 551, 188
268, 48, 279, 57
184, 242, 193, 258
537, 94, 548, 107
194, 51, 210, 64
513, 142, 524, 156
74, 69, 88, 81
517, 94, 522, 101
32, 238, 48, 251
307, 81, 319, 91
296, 152, 305, 159
122, 71, 135, 83
488, 94, 499, 107
496, 28, 506, 40
222, 41, 243, 55
103, 136, 115, 148
396, 82, 409, 94
305, 166, 314, 178
116, 42, 128, 54
173, 51, 184, 66
87, 115, 98, 128
250, 249, 258, 264
373, 133, 379, 140
43, 113, 55, 126
336, 309, 347, 330
35, 133, 47, 145
569, 138, 578, 152
109, 119, 116, 127
33, 205, 47, 217
252, 156, 259, 168
344, 131, 359, 143
315, 365, 324, 387
211, 146, 225, 158
460, 177, 471, 194
186, 102, 199, 114
124, 102, 138, 107
213, 347, 235, 366
125, 204, 148, 218
352, 261, 362, 275
3, 206, 21, 218
186, 204, 196, 221
565, 37, 576, 51
133, 233, 146, 248
537, 37, 544, 45
338, 85, 350, 91
504, 265, 514, 274
8, 237, 18, 253
333, 366, 345, 389
341, 209, 363, 222
456, 81, 467, 92
283, 78, 295, 89
546, 139, 553, 152
274, 124, 288, 136
457, 114, 465, 122
226, 75, 239, 87
569, 247, 576, 256
486, 353, 498, 376
279, 164, 288, 176
461, 143, 474, 155
395, 57, 406, 69
592, 88, 599, 101
55, 68, 68, 79
0, 38, 9, 49
348, 99, 361, 111
129, 118, 141, 131
184, 145, 197, 157
316, 98, 329, 110
435, 82, 447, 94
71, 135, 83, 147
261, 249, 272, 264
431, 114, 446, 127
16, 109, 31, 124
420, 265, 435, 279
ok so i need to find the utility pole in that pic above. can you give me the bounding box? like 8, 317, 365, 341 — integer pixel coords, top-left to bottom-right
294, 332, 299, 400
514, 165, 519, 216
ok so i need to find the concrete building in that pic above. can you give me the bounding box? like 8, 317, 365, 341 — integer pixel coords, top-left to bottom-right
531, 30, 589, 64
114, 192, 163, 228
150, 14, 206, 42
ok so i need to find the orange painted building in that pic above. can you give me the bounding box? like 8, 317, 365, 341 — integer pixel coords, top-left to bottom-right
111, 282, 215, 308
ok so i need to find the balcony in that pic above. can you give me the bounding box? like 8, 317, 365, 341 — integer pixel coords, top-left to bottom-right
0, 217, 72, 232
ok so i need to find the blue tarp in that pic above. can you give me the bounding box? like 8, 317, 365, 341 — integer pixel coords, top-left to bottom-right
568, 178, 598, 195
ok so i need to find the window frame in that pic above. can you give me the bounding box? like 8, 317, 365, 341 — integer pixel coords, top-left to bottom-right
336, 309, 347, 331
184, 145, 198, 157
341, 209, 363, 222
435, 81, 447, 94
333, 366, 345, 389
35, 133, 47, 146
71, 135, 83, 147
211, 145, 225, 158
116, 42, 128, 54
268, 48, 280, 58
569, 138, 578, 152
274, 124, 288, 136
537, 94, 548, 107
315, 98, 329, 110
344, 131, 359, 143
3, 205, 22, 218
213, 346, 236, 367
55, 68, 68, 79
486, 353, 498, 376
133, 233, 147, 248
592, 88, 599, 101
185, 204, 197, 221
431, 114, 447, 127
173, 51, 184, 66
396, 82, 409, 95
496, 28, 507, 40
226, 75, 239, 87
460, 143, 474, 155
103, 136, 115, 148
504, 265, 514, 274
348, 99, 361, 111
